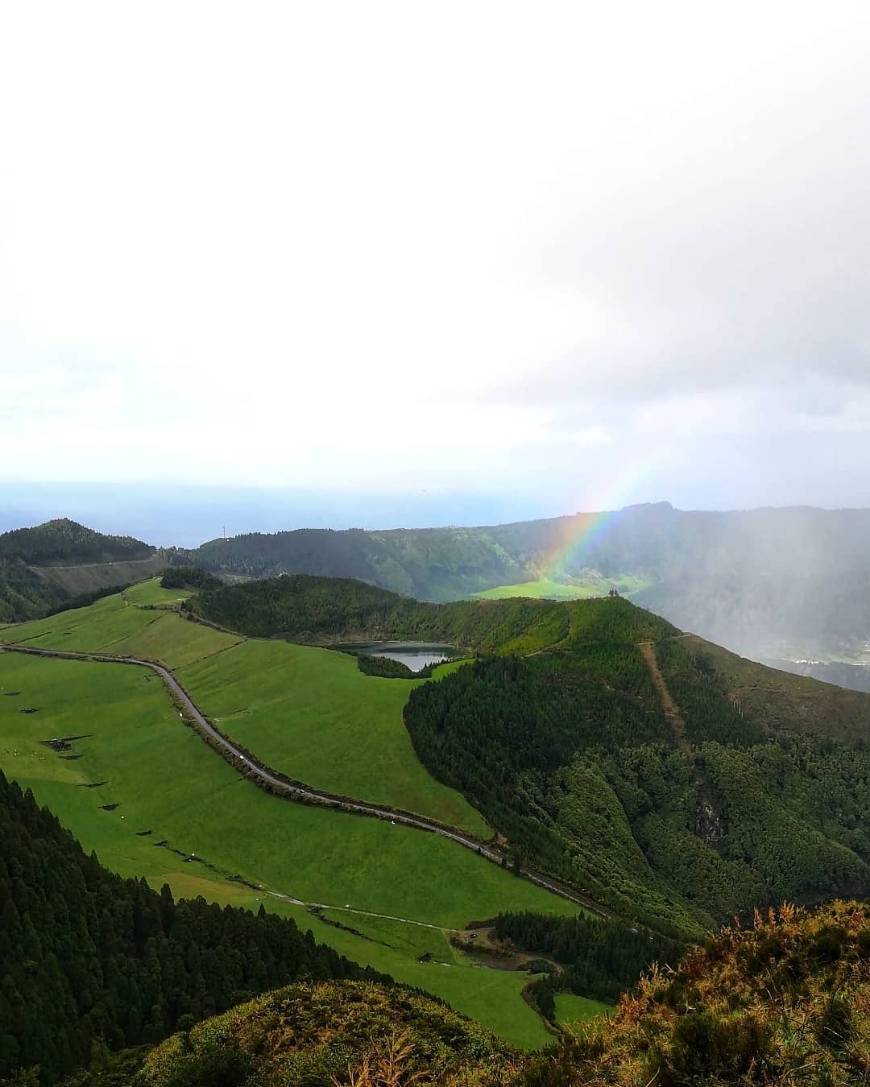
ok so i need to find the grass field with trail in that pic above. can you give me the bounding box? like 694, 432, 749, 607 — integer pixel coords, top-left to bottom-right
0, 649, 580, 1047
474, 574, 650, 601
177, 639, 488, 831
0, 581, 486, 832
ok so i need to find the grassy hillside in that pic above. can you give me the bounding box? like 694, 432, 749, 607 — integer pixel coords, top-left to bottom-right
0, 584, 485, 831
0, 586, 591, 1047
475, 573, 651, 601
0, 649, 576, 1047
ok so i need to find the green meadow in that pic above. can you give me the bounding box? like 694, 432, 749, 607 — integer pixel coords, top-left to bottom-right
0, 649, 578, 1047
553, 992, 612, 1027
474, 574, 651, 601
0, 583, 485, 833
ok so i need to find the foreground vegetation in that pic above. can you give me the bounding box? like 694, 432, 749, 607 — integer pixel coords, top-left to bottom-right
405, 634, 870, 938
86, 901, 870, 1087
0, 772, 379, 1085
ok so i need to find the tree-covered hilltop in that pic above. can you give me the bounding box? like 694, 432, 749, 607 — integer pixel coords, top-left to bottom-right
0, 770, 385, 1086
404, 640, 870, 939
0, 519, 153, 566
159, 565, 222, 591
183, 573, 675, 653
107, 902, 870, 1087
0, 520, 156, 623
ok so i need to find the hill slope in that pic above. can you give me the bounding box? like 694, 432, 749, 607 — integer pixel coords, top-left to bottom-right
134, 901, 870, 1087
185, 576, 870, 938
178, 502, 870, 679
0, 519, 160, 622
0, 769, 381, 1085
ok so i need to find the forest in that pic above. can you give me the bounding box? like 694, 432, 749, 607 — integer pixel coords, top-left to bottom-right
0, 771, 384, 1085
0, 519, 153, 566
404, 642, 870, 938
184, 573, 675, 655
159, 566, 222, 591
492, 910, 684, 1007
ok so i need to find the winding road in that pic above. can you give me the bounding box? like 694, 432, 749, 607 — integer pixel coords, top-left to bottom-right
0, 641, 607, 918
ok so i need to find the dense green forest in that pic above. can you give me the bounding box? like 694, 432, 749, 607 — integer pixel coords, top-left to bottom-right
0, 519, 153, 566
492, 910, 684, 1007
0, 770, 384, 1085
159, 566, 222, 591
404, 637, 870, 938
184, 574, 571, 652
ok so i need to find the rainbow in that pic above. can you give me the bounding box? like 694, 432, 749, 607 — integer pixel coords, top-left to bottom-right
539, 455, 664, 581
540, 509, 612, 581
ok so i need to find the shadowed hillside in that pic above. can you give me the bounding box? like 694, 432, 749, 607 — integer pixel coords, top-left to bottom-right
0, 519, 161, 622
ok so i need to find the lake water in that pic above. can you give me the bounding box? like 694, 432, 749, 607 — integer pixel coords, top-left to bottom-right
343, 641, 461, 672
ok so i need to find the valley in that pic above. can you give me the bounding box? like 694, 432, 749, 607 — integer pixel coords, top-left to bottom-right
2, 555, 868, 1077
0, 581, 585, 1048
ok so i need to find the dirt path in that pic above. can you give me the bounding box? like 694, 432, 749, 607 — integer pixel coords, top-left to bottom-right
637, 640, 690, 754
637, 639, 723, 845
0, 641, 608, 918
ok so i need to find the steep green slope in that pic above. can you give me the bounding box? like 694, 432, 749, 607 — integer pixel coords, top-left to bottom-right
0, 583, 486, 831
405, 628, 870, 938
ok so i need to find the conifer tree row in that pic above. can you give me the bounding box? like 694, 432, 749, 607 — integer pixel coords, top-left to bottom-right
0, 771, 385, 1085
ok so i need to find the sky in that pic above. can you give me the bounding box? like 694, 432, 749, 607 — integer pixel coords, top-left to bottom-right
3, 0, 870, 530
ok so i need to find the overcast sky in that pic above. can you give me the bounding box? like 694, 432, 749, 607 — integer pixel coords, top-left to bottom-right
3, 1, 870, 521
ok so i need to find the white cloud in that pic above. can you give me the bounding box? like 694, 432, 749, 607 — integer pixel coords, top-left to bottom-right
1, 0, 870, 511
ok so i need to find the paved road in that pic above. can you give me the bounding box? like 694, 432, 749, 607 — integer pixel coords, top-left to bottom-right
0, 641, 607, 917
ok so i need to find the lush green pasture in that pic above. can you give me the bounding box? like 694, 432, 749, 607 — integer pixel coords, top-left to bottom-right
0, 591, 240, 667
0, 583, 484, 830
179, 639, 488, 833
474, 574, 650, 601
553, 992, 612, 1027
0, 651, 578, 1047
123, 579, 192, 606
